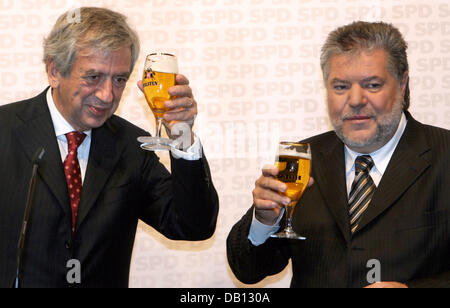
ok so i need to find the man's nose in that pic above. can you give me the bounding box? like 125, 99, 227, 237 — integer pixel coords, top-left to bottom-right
95, 79, 114, 104
348, 85, 367, 108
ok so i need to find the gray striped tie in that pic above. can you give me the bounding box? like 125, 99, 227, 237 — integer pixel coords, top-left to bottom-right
349, 155, 376, 234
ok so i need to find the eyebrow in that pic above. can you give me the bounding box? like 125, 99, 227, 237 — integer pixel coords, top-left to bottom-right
83, 69, 131, 78
360, 76, 384, 83
330, 76, 384, 84
330, 78, 350, 84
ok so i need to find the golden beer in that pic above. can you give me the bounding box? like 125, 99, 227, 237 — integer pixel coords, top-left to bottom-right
142, 53, 178, 119
271, 142, 311, 240
276, 155, 311, 202
142, 70, 176, 118
138, 53, 179, 151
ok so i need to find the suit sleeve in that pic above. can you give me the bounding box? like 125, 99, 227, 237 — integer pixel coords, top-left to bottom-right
226, 206, 290, 284
137, 151, 219, 241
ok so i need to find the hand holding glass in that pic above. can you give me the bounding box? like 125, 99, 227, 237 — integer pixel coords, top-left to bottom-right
270, 142, 311, 240
138, 53, 178, 151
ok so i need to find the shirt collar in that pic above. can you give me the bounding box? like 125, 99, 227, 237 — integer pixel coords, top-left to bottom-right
46, 87, 92, 138
345, 112, 407, 176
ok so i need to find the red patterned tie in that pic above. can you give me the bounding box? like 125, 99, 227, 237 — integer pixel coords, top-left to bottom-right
64, 132, 86, 234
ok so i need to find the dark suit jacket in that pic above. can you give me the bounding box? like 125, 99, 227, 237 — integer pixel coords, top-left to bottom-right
227, 112, 450, 288
0, 88, 219, 287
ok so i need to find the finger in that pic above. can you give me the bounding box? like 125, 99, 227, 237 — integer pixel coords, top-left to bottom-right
175, 74, 189, 85
256, 175, 286, 193
165, 96, 196, 111
164, 95, 197, 123
169, 84, 193, 98
169, 75, 192, 97
253, 182, 290, 206
253, 198, 283, 211
137, 80, 144, 92
261, 164, 279, 177
308, 176, 315, 187
163, 108, 196, 122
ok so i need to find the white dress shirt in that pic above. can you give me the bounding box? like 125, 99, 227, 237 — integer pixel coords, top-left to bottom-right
248, 112, 408, 246
344, 112, 407, 196
46, 88, 202, 184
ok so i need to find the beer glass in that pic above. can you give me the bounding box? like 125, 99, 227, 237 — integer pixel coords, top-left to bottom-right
271, 142, 311, 240
138, 53, 178, 151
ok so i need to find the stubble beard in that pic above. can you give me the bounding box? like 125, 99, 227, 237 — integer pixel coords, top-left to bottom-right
329, 95, 404, 152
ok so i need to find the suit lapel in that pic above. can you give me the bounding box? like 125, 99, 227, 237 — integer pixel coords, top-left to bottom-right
356, 116, 431, 233
76, 120, 124, 230
313, 134, 351, 243
14, 89, 70, 214
13, 89, 126, 230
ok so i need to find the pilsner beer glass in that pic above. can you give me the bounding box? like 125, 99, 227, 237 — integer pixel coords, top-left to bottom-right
138, 53, 178, 151
271, 142, 311, 240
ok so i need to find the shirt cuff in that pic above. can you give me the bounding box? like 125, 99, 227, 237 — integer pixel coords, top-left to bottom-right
170, 134, 202, 161
248, 208, 284, 246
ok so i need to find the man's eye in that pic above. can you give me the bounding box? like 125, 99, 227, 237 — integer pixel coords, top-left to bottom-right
333, 84, 348, 91
366, 83, 382, 90
114, 76, 128, 86
85, 75, 100, 83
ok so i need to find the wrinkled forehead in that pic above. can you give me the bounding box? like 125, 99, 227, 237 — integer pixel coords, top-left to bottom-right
325, 47, 398, 81
72, 47, 132, 75
327, 49, 390, 78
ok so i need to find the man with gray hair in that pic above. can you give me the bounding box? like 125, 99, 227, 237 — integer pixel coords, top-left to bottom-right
0, 7, 218, 287
227, 21, 450, 288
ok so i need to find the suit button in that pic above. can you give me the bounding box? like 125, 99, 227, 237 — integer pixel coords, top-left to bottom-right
65, 241, 71, 249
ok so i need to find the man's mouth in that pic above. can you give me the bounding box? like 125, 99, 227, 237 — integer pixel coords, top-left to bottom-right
344, 115, 373, 123
88, 105, 109, 116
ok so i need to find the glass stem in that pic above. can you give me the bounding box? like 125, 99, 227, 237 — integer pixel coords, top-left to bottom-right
155, 117, 163, 138
285, 203, 294, 231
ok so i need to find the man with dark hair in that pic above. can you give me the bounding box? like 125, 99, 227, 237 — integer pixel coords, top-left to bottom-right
227, 21, 450, 288
0, 7, 218, 287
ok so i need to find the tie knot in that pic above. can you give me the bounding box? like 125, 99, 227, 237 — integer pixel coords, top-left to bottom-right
355, 155, 374, 173
66, 132, 86, 151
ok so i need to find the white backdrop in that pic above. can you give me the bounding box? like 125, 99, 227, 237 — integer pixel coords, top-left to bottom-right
1, 0, 449, 287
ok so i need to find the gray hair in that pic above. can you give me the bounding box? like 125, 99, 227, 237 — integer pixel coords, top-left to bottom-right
320, 21, 410, 110
43, 7, 140, 77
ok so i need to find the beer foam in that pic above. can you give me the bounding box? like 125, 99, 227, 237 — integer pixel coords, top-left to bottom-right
278, 143, 311, 159
146, 53, 179, 74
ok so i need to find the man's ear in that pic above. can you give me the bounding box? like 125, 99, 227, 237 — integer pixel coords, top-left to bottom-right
47, 59, 61, 89
400, 71, 409, 97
